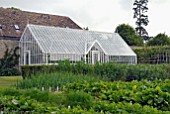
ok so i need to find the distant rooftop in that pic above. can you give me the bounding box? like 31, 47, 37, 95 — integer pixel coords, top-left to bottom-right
0, 7, 81, 40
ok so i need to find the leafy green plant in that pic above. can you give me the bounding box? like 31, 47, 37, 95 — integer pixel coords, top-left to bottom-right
0, 88, 22, 96
65, 80, 170, 111
64, 91, 94, 109
0, 45, 20, 76
2, 79, 170, 113
94, 101, 169, 114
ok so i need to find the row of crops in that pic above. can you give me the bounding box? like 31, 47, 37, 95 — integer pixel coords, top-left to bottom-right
22, 61, 170, 81
1, 72, 170, 113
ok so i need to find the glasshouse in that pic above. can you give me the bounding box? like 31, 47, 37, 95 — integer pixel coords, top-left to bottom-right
19, 24, 137, 65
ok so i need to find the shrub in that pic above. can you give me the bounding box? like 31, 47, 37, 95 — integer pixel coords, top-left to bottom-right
21, 62, 170, 82
133, 46, 170, 64
23, 89, 49, 102
0, 88, 22, 96
0, 46, 20, 76
64, 91, 94, 109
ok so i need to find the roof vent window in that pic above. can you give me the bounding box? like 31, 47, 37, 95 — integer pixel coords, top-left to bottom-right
14, 24, 20, 32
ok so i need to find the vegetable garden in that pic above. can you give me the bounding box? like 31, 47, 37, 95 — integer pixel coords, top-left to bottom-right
1, 61, 170, 113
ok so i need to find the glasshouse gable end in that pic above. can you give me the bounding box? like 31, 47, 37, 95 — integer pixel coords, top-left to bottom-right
19, 24, 137, 65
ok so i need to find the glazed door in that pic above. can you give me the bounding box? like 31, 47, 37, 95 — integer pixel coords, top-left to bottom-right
24, 50, 30, 65
92, 51, 100, 64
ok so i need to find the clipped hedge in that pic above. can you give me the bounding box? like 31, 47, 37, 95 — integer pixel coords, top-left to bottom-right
133, 46, 170, 64
0, 67, 21, 76
21, 61, 170, 81
21, 64, 59, 79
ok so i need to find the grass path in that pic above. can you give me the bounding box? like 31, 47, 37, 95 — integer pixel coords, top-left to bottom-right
0, 76, 22, 88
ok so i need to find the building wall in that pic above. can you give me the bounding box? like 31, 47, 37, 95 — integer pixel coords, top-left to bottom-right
0, 40, 19, 58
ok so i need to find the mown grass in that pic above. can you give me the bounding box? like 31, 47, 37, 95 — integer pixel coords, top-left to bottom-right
0, 76, 22, 88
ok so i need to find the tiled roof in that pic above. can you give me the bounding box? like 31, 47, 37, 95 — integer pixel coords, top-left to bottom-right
0, 8, 81, 39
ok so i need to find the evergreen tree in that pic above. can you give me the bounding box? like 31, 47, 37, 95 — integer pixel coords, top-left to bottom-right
133, 0, 149, 41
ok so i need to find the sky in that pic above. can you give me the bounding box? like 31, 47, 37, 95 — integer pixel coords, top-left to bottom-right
0, 0, 170, 37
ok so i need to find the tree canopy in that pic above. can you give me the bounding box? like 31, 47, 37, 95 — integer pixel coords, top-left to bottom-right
7, 7, 21, 10
133, 0, 149, 41
147, 33, 170, 46
115, 24, 143, 46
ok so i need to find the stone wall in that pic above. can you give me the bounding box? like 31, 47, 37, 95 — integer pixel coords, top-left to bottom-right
0, 40, 19, 58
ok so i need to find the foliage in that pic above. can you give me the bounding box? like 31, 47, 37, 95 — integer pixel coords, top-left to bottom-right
16, 71, 108, 90
21, 61, 170, 83
7, 7, 21, 10
94, 101, 168, 114
1, 80, 170, 114
0, 45, 20, 76
64, 91, 94, 109
21, 60, 93, 78
133, 46, 170, 64
65, 80, 170, 111
21, 64, 59, 79
147, 33, 170, 46
115, 24, 143, 46
133, 0, 149, 41
0, 88, 66, 106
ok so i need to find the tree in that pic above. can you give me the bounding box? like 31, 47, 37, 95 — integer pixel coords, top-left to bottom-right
115, 24, 143, 46
7, 7, 21, 10
133, 0, 149, 41
147, 33, 170, 46
0, 45, 20, 76
83, 27, 89, 30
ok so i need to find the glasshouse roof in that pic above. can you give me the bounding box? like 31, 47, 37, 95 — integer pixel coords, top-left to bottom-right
21, 24, 136, 56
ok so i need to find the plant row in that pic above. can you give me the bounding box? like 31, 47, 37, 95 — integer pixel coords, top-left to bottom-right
22, 61, 170, 81
65, 80, 170, 111
0, 88, 169, 114
16, 72, 108, 90
15, 77, 170, 112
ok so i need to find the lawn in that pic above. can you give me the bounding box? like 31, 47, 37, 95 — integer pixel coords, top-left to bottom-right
0, 76, 22, 88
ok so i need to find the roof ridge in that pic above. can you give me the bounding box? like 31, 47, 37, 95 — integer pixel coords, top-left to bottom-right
0, 7, 68, 18
28, 24, 117, 35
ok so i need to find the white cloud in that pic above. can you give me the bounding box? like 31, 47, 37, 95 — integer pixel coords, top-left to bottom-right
119, 0, 134, 10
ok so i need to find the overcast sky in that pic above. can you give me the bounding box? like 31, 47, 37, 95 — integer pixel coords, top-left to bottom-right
1, 0, 170, 36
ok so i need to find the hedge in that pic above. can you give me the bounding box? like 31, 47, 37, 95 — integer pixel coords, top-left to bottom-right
133, 46, 170, 64
21, 61, 170, 81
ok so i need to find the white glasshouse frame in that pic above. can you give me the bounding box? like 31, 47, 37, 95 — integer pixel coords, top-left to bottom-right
19, 24, 137, 65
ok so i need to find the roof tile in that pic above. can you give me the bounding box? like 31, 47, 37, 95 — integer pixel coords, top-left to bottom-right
0, 8, 81, 39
